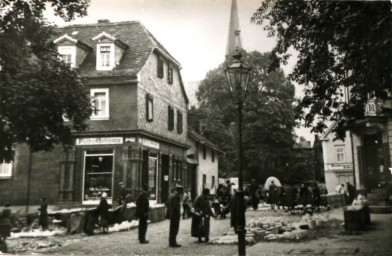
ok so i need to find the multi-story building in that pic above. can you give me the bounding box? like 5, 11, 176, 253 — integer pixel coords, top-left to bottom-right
321, 92, 392, 208
186, 130, 223, 200
0, 20, 189, 207
347, 96, 392, 205
320, 123, 354, 194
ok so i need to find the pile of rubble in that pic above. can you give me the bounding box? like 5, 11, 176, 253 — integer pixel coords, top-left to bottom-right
211, 213, 331, 245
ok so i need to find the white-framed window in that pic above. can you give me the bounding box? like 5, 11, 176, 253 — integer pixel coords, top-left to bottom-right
58, 46, 75, 68
91, 88, 109, 120
0, 160, 12, 178
336, 147, 345, 163
96, 44, 114, 70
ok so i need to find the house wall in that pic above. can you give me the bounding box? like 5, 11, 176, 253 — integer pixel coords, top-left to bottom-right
137, 52, 187, 145
196, 145, 219, 196
85, 83, 138, 131
322, 131, 354, 194
0, 144, 64, 206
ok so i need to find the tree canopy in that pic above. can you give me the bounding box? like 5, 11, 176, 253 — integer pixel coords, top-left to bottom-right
189, 51, 299, 183
0, 0, 91, 161
252, 0, 392, 139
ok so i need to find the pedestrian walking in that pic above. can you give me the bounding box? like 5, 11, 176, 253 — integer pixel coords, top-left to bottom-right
38, 197, 48, 230
135, 187, 149, 244
97, 193, 110, 234
313, 182, 321, 211
277, 186, 286, 210
192, 188, 214, 243
182, 188, 191, 219
346, 182, 356, 205
250, 179, 259, 210
268, 181, 278, 210
285, 184, 296, 214
166, 185, 183, 247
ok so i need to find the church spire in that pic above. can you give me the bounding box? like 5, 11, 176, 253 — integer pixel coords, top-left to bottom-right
225, 0, 242, 58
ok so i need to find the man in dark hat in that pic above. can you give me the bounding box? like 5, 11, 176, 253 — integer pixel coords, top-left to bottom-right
192, 188, 214, 243
166, 184, 183, 247
135, 186, 150, 244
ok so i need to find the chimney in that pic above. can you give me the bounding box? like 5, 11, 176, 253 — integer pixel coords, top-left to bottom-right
98, 19, 110, 24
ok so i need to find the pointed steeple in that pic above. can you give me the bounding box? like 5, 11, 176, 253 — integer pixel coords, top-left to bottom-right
225, 0, 242, 58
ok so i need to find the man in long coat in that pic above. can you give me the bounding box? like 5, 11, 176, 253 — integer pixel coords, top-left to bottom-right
166, 185, 183, 247
38, 197, 48, 230
269, 181, 278, 210
192, 188, 214, 243
135, 187, 149, 244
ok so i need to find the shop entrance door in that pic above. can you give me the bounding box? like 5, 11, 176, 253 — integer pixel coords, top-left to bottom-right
161, 154, 170, 204
363, 133, 384, 191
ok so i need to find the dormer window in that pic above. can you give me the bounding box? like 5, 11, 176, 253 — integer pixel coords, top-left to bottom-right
92, 31, 128, 71
58, 46, 75, 67
98, 45, 113, 69
54, 34, 91, 68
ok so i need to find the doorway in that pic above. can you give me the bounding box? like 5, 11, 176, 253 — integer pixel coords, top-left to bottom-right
363, 133, 384, 191
161, 154, 170, 203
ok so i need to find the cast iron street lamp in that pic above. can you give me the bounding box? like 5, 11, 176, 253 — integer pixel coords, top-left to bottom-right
224, 50, 251, 256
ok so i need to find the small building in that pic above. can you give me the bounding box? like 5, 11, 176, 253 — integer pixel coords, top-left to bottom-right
320, 122, 354, 194
186, 130, 224, 199
0, 20, 189, 208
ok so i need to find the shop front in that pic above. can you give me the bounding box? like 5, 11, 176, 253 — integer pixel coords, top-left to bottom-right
65, 135, 187, 206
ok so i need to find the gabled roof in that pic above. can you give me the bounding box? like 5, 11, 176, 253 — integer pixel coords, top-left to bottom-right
188, 130, 224, 154
54, 34, 92, 51
54, 21, 181, 79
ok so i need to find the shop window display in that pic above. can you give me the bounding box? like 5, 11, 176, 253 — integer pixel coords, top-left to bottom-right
83, 150, 114, 203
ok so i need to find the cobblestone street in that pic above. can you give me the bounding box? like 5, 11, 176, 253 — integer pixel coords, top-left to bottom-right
6, 208, 392, 255
12, 214, 238, 255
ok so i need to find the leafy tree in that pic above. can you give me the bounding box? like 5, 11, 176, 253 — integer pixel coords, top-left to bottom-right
0, 0, 91, 161
190, 51, 297, 183
252, 1, 392, 139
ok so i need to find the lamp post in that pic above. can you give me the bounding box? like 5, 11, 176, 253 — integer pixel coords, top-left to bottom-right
224, 50, 251, 256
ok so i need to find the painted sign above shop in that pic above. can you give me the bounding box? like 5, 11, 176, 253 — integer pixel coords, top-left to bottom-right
330, 163, 353, 169
141, 138, 160, 149
76, 137, 123, 145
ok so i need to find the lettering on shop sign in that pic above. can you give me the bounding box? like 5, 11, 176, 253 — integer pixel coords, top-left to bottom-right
331, 163, 353, 169
141, 138, 160, 149
76, 137, 123, 145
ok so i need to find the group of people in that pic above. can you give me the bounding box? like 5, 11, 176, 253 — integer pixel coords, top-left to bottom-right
266, 181, 328, 213
166, 185, 216, 247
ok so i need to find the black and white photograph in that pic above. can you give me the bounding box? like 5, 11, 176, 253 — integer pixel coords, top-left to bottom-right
0, 0, 391, 255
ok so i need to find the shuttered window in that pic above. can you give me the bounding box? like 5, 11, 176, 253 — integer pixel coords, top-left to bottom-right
168, 106, 174, 131
177, 110, 183, 134
157, 55, 164, 78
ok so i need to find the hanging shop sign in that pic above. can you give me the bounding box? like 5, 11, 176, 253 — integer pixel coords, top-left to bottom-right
76, 137, 123, 145
141, 138, 160, 149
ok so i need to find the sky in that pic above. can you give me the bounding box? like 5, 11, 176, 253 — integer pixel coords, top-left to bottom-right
44, 0, 314, 142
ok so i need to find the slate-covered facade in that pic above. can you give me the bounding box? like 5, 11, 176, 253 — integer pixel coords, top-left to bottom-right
0, 20, 189, 207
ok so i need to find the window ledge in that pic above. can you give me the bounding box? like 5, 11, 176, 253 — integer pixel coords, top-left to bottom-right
90, 116, 110, 121
0, 176, 12, 179
97, 67, 114, 71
